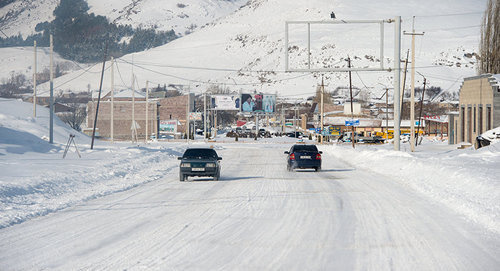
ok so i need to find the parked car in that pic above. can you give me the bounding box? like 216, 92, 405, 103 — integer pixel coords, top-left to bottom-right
178, 148, 222, 181
286, 131, 303, 138
284, 144, 322, 172
476, 126, 500, 149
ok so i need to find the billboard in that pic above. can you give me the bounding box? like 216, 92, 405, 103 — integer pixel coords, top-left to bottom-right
241, 93, 276, 113
160, 120, 178, 133
188, 112, 202, 121
211, 95, 240, 110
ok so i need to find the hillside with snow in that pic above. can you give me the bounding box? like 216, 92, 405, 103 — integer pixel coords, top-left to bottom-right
0, 47, 82, 82
0, 0, 487, 101
0, 0, 247, 38
27, 0, 485, 101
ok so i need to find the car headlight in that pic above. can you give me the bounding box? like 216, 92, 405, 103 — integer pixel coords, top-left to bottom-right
206, 163, 216, 167
180, 163, 191, 167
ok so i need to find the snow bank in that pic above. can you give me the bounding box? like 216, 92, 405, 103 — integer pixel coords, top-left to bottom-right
0, 98, 185, 228
324, 142, 500, 234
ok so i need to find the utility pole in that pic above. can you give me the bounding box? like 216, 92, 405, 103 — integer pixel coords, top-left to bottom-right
145, 80, 149, 143
416, 77, 427, 145
186, 86, 190, 142
281, 102, 285, 134
204, 92, 207, 140
348, 57, 355, 149
111, 57, 114, 143
49, 34, 54, 144
386, 87, 389, 137
393, 16, 402, 151
400, 49, 409, 121
255, 114, 259, 140
320, 77, 324, 144
33, 41, 37, 117
90, 38, 108, 149
131, 75, 136, 143
404, 17, 424, 151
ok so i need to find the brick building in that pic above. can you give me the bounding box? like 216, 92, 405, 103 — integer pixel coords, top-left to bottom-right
86, 92, 194, 140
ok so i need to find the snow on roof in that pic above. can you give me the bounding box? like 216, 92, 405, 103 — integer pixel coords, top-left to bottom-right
491, 74, 500, 87
94, 89, 145, 99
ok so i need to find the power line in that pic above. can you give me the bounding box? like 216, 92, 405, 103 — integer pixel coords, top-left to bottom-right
119, 59, 313, 86
55, 62, 103, 88
118, 58, 293, 74
424, 25, 481, 31
414, 11, 484, 18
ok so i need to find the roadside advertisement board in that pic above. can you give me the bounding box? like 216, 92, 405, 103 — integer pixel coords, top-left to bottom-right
241, 93, 276, 113
211, 95, 241, 110
160, 120, 178, 133
345, 119, 360, 126
188, 112, 202, 121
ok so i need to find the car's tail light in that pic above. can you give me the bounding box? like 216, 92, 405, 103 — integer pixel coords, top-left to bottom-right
290, 153, 295, 160
315, 154, 321, 160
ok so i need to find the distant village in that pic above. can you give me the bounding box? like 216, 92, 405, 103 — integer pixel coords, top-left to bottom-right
18, 72, 500, 149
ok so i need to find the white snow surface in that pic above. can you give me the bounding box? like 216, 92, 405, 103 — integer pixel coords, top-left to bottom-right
31, 0, 486, 99
0, 98, 499, 269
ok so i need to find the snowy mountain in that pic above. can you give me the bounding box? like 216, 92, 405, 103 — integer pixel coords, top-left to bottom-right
6, 0, 487, 100
0, 0, 247, 38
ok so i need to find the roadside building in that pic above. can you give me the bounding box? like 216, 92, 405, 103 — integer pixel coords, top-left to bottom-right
453, 74, 500, 144
86, 89, 194, 140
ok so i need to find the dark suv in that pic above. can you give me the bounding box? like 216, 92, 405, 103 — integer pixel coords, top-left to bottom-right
178, 148, 222, 181
284, 144, 322, 172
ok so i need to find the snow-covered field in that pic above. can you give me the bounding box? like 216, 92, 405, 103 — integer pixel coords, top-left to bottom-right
0, 98, 499, 269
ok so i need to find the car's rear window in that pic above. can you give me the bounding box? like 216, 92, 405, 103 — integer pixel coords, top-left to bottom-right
183, 148, 218, 158
293, 145, 318, 152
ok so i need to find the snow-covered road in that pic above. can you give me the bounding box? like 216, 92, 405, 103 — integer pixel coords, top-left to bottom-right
0, 144, 498, 270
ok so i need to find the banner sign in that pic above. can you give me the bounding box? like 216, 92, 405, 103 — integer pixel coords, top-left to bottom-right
211, 95, 240, 110
241, 93, 276, 113
160, 120, 178, 133
345, 119, 360, 126
188, 112, 202, 121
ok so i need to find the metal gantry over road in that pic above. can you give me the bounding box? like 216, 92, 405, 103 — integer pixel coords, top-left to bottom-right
284, 17, 403, 151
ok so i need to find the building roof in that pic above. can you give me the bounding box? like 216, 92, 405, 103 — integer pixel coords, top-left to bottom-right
97, 89, 146, 99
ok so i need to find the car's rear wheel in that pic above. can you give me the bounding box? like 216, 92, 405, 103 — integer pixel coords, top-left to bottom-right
315, 167, 321, 172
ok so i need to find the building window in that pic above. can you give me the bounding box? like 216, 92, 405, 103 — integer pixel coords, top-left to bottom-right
473, 106, 476, 133
487, 106, 492, 130
461, 107, 465, 141
467, 106, 472, 142
479, 105, 483, 134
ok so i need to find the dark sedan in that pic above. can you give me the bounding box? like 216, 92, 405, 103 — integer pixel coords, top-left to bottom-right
284, 144, 322, 172
178, 148, 222, 181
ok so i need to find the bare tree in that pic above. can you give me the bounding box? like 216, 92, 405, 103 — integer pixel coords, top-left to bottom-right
58, 103, 87, 131
479, 0, 500, 74
0, 72, 29, 98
